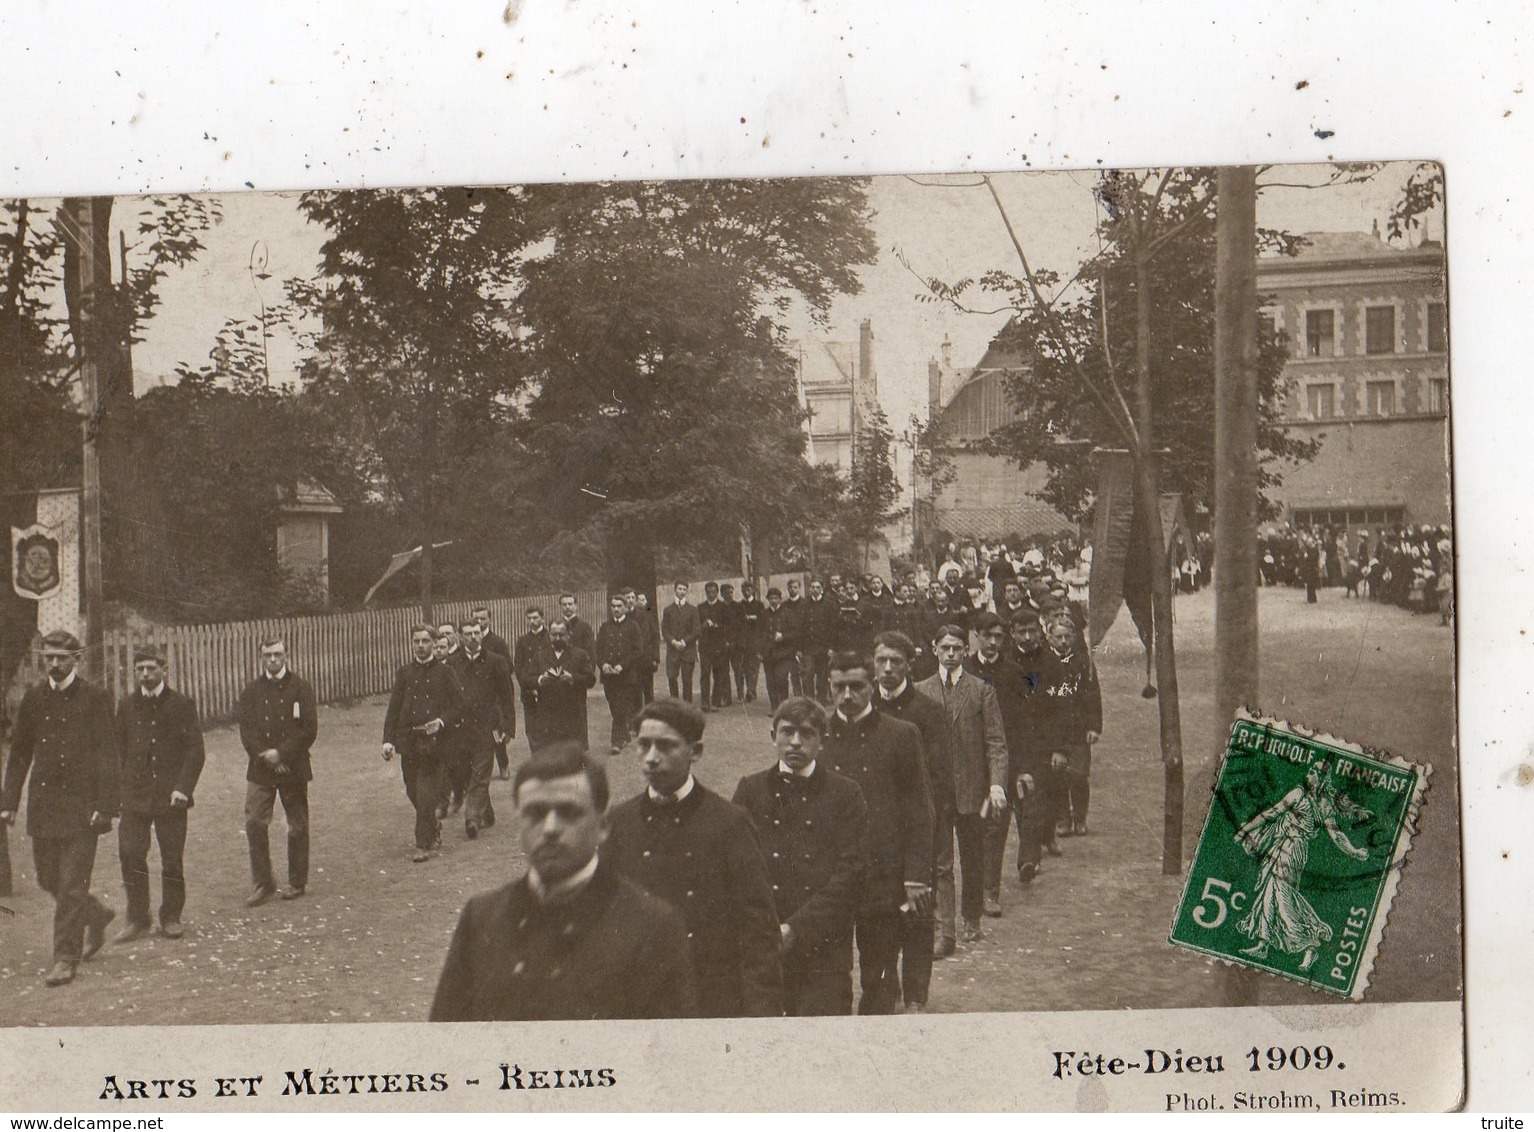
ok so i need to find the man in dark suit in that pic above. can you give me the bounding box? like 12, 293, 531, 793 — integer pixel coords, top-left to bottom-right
0, 631, 120, 987
802, 577, 837, 702
606, 698, 783, 1017
759, 587, 801, 710
697, 582, 732, 711
429, 742, 698, 1021
556, 592, 597, 657
595, 594, 645, 754
535, 620, 597, 749
964, 611, 1035, 912
472, 606, 514, 778
660, 582, 701, 702
449, 619, 517, 839
1005, 606, 1054, 882
734, 583, 765, 703
236, 635, 319, 905
514, 608, 555, 754
822, 651, 934, 1015
733, 697, 866, 1016
627, 587, 661, 705
383, 625, 464, 862
782, 578, 808, 696
871, 630, 953, 1005
113, 646, 205, 943
915, 624, 1008, 945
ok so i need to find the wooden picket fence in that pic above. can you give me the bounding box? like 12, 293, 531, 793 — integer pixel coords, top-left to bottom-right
100, 589, 607, 725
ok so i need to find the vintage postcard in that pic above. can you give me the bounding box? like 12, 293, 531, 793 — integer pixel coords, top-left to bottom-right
0, 161, 1460, 1112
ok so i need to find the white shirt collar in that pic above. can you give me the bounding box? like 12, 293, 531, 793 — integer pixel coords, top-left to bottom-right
141, 682, 165, 698
836, 702, 875, 724
527, 852, 600, 904
942, 666, 964, 687
880, 680, 909, 701
648, 774, 696, 804
48, 671, 78, 692
777, 759, 817, 778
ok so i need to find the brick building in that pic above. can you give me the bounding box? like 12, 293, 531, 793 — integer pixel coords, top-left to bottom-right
1259, 230, 1450, 532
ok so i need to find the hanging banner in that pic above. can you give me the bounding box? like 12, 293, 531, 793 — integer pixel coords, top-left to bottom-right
1087, 449, 1136, 648
12, 526, 61, 601
13, 489, 82, 642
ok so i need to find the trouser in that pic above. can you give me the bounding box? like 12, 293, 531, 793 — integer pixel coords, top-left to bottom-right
933, 805, 957, 942
405, 754, 444, 850
1065, 744, 1092, 827
733, 646, 759, 699
119, 808, 188, 927
788, 654, 805, 697
853, 909, 904, 1015
605, 683, 643, 750
936, 809, 984, 933
639, 664, 656, 704
32, 833, 109, 964
245, 780, 310, 890
464, 736, 496, 831
899, 891, 936, 1006
783, 942, 854, 1016
666, 651, 696, 701
446, 745, 471, 807
700, 651, 731, 707
520, 699, 541, 755
494, 732, 511, 774
999, 771, 1052, 873
764, 657, 794, 709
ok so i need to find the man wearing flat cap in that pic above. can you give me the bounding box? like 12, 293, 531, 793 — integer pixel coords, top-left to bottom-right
0, 631, 120, 987
114, 645, 205, 943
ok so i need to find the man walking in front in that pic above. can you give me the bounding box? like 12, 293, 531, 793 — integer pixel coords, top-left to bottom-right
114, 646, 205, 943
697, 582, 731, 711
0, 632, 120, 987
595, 593, 645, 754
236, 636, 319, 906
473, 606, 514, 777
448, 619, 516, 840
514, 607, 554, 754
661, 582, 701, 702
383, 625, 463, 862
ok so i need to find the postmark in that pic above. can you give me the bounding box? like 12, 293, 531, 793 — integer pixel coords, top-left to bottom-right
1169, 710, 1430, 1000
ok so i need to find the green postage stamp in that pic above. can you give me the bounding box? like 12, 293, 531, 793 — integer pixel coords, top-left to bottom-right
1169, 711, 1431, 1000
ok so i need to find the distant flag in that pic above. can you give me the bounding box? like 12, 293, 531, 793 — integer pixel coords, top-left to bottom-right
363, 541, 454, 606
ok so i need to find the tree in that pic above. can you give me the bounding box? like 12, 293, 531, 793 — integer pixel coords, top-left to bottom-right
829, 405, 905, 572
289, 187, 533, 619
506, 178, 878, 594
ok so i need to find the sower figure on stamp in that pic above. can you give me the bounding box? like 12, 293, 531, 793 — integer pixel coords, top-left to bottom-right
383, 625, 463, 863
514, 608, 555, 754
448, 619, 516, 840
429, 742, 699, 1022
661, 582, 700, 703
236, 636, 318, 907
733, 697, 867, 1016
114, 646, 205, 943
0, 632, 120, 987
606, 698, 784, 1018
871, 630, 953, 1003
821, 651, 934, 1015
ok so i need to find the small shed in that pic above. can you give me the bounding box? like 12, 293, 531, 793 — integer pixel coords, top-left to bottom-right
276, 478, 343, 606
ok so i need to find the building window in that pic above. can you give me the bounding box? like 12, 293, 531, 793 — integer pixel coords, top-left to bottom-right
1426, 302, 1447, 353
1427, 378, 1447, 414
1306, 383, 1336, 420
1365, 306, 1396, 355
1366, 380, 1396, 416
1305, 309, 1335, 357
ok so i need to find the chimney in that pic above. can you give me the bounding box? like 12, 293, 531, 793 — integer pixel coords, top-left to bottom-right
940, 333, 953, 370
858, 319, 876, 400
928, 357, 942, 421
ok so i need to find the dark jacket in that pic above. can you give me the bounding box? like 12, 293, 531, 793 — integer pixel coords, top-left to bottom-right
1005, 645, 1053, 778
823, 706, 934, 912
237, 669, 319, 787
594, 616, 644, 687
914, 668, 1009, 815
383, 659, 463, 760
1, 677, 119, 838
534, 646, 596, 747
735, 598, 766, 652
447, 648, 517, 742
697, 600, 730, 658
429, 856, 698, 1022
482, 629, 513, 666
660, 602, 701, 661
1034, 647, 1104, 753
760, 603, 800, 664
513, 628, 555, 705
116, 686, 205, 815
965, 652, 1041, 780
607, 781, 784, 1018
877, 680, 954, 815
732, 763, 867, 961
829, 600, 871, 657
558, 616, 596, 659
803, 596, 837, 656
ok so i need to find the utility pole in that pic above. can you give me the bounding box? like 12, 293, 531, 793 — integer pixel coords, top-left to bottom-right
60, 198, 110, 681
1213, 165, 1261, 1005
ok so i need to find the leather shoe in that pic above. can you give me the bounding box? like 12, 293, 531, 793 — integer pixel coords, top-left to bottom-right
159, 919, 184, 939
936, 934, 956, 958
412, 848, 432, 863
960, 919, 983, 944
83, 908, 114, 960
465, 821, 478, 840
245, 883, 277, 908
44, 960, 77, 987
1044, 839, 1064, 858
1072, 820, 1089, 836
114, 921, 154, 945
983, 896, 1002, 918
1018, 861, 1039, 885
278, 885, 305, 900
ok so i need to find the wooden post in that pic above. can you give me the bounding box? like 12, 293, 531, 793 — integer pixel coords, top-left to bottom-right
1213, 165, 1261, 1004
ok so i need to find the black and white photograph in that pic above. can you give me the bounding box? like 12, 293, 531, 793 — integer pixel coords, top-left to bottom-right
0, 1, 1526, 1114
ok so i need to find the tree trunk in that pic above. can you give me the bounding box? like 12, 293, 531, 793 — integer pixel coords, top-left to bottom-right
419, 535, 434, 625
1213, 165, 1261, 1003
1133, 247, 1186, 875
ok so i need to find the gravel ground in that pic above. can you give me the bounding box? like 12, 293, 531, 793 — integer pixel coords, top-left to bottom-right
0, 584, 1458, 1026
